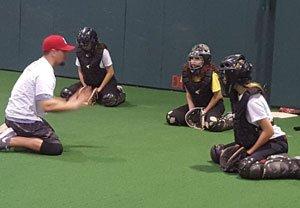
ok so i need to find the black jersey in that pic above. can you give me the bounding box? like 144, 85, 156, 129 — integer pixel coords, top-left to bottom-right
230, 88, 263, 149
182, 66, 215, 107
76, 43, 116, 87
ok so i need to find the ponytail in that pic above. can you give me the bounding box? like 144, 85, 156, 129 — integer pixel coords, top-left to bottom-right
244, 82, 264, 93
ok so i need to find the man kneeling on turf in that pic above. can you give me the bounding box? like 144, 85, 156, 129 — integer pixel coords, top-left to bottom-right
0, 35, 91, 155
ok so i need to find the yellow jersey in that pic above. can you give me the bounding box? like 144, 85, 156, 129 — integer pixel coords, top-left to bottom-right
211, 72, 221, 93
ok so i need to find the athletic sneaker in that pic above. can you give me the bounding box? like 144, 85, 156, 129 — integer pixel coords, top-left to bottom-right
0, 123, 8, 134
0, 127, 16, 151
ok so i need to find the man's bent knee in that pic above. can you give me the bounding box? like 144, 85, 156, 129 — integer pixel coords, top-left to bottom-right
40, 141, 63, 155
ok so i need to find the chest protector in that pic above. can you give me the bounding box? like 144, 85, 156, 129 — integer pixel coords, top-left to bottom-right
182, 68, 214, 107
230, 88, 262, 149
76, 44, 107, 87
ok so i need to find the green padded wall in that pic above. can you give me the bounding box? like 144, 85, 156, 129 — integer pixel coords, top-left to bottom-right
271, 0, 300, 108
1, 0, 298, 107
0, 0, 126, 80
0, 1, 21, 69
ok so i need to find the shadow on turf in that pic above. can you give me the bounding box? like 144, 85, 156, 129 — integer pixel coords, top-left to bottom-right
190, 161, 220, 173
56, 144, 127, 163
117, 101, 137, 108
3, 145, 127, 163
163, 123, 188, 127
64, 144, 103, 149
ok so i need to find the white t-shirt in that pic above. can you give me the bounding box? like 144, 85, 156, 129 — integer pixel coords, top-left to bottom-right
5, 57, 56, 122
238, 93, 285, 139
75, 49, 113, 68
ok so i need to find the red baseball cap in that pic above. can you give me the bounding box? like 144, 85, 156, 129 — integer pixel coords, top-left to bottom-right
42, 35, 75, 52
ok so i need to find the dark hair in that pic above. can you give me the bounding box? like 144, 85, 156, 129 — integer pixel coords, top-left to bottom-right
94, 42, 108, 52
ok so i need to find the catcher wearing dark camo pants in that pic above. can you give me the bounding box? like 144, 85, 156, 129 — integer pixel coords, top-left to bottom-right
210, 54, 300, 180
166, 44, 233, 132
60, 27, 125, 107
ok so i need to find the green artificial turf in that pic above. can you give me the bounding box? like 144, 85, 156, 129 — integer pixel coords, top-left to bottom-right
0, 70, 299, 208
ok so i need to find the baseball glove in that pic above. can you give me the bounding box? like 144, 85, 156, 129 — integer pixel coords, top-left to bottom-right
185, 107, 205, 130
219, 145, 248, 173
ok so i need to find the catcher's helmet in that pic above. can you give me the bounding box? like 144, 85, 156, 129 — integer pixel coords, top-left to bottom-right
191, 43, 211, 64
220, 54, 253, 94
77, 27, 98, 51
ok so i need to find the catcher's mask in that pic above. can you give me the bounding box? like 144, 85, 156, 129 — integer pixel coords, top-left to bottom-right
77, 27, 98, 51
219, 54, 253, 95
188, 51, 204, 74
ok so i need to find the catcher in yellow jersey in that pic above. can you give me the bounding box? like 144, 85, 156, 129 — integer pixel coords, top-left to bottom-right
166, 44, 233, 132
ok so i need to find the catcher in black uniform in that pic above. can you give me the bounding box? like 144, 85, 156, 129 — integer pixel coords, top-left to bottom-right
211, 54, 300, 180
166, 44, 233, 132
60, 27, 125, 107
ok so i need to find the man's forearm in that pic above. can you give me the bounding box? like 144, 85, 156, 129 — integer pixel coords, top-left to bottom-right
40, 98, 79, 112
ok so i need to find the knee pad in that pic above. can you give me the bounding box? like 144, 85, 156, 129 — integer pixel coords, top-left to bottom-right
117, 89, 126, 104
239, 155, 300, 180
101, 93, 118, 107
210, 144, 225, 164
205, 116, 218, 130
117, 85, 124, 93
238, 157, 262, 179
206, 114, 233, 132
60, 87, 73, 100
263, 157, 300, 179
101, 90, 126, 107
166, 111, 178, 125
40, 141, 63, 156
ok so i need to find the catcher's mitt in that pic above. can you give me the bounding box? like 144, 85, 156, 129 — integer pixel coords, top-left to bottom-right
185, 107, 205, 130
87, 88, 98, 105
219, 145, 248, 173
74, 86, 96, 105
